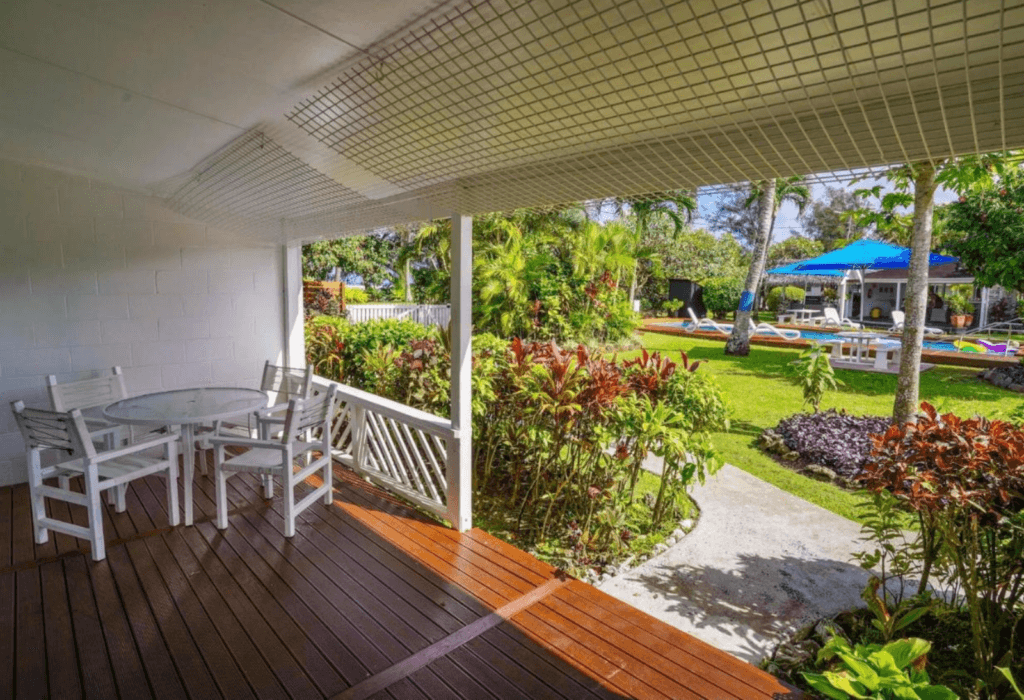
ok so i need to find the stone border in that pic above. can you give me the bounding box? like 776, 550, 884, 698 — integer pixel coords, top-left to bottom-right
581, 514, 698, 586
977, 366, 1024, 393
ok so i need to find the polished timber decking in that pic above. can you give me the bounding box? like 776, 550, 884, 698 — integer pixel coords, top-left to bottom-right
0, 462, 799, 699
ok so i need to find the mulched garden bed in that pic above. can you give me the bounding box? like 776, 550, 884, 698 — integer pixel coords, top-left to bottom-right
759, 410, 893, 487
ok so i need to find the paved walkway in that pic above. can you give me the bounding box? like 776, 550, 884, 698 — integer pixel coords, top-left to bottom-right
599, 464, 871, 664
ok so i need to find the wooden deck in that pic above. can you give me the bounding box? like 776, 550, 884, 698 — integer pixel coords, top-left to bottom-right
0, 463, 799, 699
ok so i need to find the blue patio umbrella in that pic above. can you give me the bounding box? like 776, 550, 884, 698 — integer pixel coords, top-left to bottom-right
766, 261, 845, 277
794, 239, 958, 323
794, 239, 957, 272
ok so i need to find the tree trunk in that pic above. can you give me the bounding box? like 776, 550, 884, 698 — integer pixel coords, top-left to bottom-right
893, 162, 938, 424
403, 230, 413, 302
726, 180, 776, 356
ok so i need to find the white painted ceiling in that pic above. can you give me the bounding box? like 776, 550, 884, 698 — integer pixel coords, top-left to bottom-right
2, 0, 1023, 243
0, 0, 439, 190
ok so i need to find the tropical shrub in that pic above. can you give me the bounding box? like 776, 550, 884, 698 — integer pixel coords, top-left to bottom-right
701, 276, 744, 319
304, 317, 432, 389
343, 286, 370, 305
858, 403, 1024, 697
775, 410, 891, 478
793, 343, 840, 412
767, 285, 807, 314
802, 636, 957, 700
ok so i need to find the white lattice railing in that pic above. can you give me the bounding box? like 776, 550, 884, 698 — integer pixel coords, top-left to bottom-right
345, 304, 450, 327
312, 375, 454, 520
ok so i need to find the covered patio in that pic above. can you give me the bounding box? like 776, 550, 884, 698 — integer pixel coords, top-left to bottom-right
1, 0, 1023, 697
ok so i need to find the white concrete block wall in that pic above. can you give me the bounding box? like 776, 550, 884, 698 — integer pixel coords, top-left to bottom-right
0, 159, 286, 485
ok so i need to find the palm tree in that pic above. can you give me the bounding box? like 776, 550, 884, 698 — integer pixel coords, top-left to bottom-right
725, 176, 809, 356
612, 191, 697, 305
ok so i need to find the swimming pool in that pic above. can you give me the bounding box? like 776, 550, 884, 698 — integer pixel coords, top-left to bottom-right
656, 322, 967, 353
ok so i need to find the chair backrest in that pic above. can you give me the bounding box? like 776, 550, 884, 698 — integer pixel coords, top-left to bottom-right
891, 310, 905, 326
687, 307, 700, 325
823, 308, 842, 324
281, 384, 340, 444
47, 367, 128, 413
260, 361, 314, 407
10, 401, 94, 459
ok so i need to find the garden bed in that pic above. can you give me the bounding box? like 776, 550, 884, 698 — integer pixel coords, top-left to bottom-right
758, 410, 892, 487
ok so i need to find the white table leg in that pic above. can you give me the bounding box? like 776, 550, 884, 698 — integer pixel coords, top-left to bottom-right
181, 423, 195, 526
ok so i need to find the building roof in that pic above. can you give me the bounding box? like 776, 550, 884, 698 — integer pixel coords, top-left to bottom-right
2, 0, 1023, 243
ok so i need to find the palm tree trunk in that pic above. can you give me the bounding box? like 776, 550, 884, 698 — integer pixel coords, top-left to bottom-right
893, 162, 938, 424
726, 180, 776, 356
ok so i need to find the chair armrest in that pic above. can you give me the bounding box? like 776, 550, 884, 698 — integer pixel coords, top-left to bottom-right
256, 403, 288, 419
207, 436, 288, 452
92, 433, 180, 463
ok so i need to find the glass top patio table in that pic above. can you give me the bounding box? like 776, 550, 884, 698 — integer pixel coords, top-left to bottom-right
104, 387, 268, 526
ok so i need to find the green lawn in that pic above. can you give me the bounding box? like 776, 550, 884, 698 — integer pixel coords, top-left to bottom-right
622, 332, 1023, 523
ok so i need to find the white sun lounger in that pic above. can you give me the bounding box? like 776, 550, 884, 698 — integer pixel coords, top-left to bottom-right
889, 311, 943, 338
810, 307, 863, 330
687, 308, 733, 334
749, 319, 802, 340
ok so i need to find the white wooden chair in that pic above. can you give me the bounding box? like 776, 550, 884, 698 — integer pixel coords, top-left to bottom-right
196, 362, 314, 498
210, 384, 339, 537
10, 401, 180, 561
47, 367, 135, 508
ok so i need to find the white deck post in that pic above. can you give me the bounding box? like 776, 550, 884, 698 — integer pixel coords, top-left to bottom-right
979, 286, 989, 328
283, 242, 305, 368
447, 214, 472, 531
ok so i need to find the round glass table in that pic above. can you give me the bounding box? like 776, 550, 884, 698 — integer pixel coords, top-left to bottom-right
104, 387, 269, 525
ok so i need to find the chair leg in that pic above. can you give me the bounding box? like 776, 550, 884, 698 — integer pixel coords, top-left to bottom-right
114, 483, 127, 513
282, 471, 296, 538
27, 454, 48, 545
262, 474, 274, 499
166, 444, 180, 527
214, 466, 230, 531
85, 470, 106, 561
322, 458, 333, 505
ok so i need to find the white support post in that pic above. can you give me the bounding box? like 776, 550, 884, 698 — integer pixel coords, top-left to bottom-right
447, 214, 472, 532
895, 281, 903, 319
283, 243, 305, 368
979, 286, 990, 328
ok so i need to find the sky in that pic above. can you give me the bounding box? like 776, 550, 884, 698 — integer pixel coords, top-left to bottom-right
692, 171, 960, 241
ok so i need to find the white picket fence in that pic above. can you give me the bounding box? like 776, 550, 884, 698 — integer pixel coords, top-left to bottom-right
345, 304, 450, 327
312, 375, 454, 520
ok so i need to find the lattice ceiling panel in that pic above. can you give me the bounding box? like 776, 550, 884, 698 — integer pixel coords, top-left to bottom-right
172, 0, 1024, 239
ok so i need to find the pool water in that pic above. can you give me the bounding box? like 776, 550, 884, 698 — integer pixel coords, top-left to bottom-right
658, 322, 968, 354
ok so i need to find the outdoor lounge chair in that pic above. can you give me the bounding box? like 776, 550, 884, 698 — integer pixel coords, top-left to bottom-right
687, 308, 733, 335
749, 319, 802, 340
889, 311, 943, 338
810, 307, 863, 330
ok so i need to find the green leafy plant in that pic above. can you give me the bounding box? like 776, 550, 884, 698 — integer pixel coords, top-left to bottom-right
661, 299, 684, 315
343, 286, 370, 305
802, 636, 958, 700
793, 343, 841, 412
945, 285, 976, 316
701, 276, 744, 319
998, 667, 1023, 698
767, 285, 807, 315
859, 579, 934, 643
853, 492, 923, 608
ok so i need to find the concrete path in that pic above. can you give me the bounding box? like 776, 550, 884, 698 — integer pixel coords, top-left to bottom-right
599, 464, 871, 664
